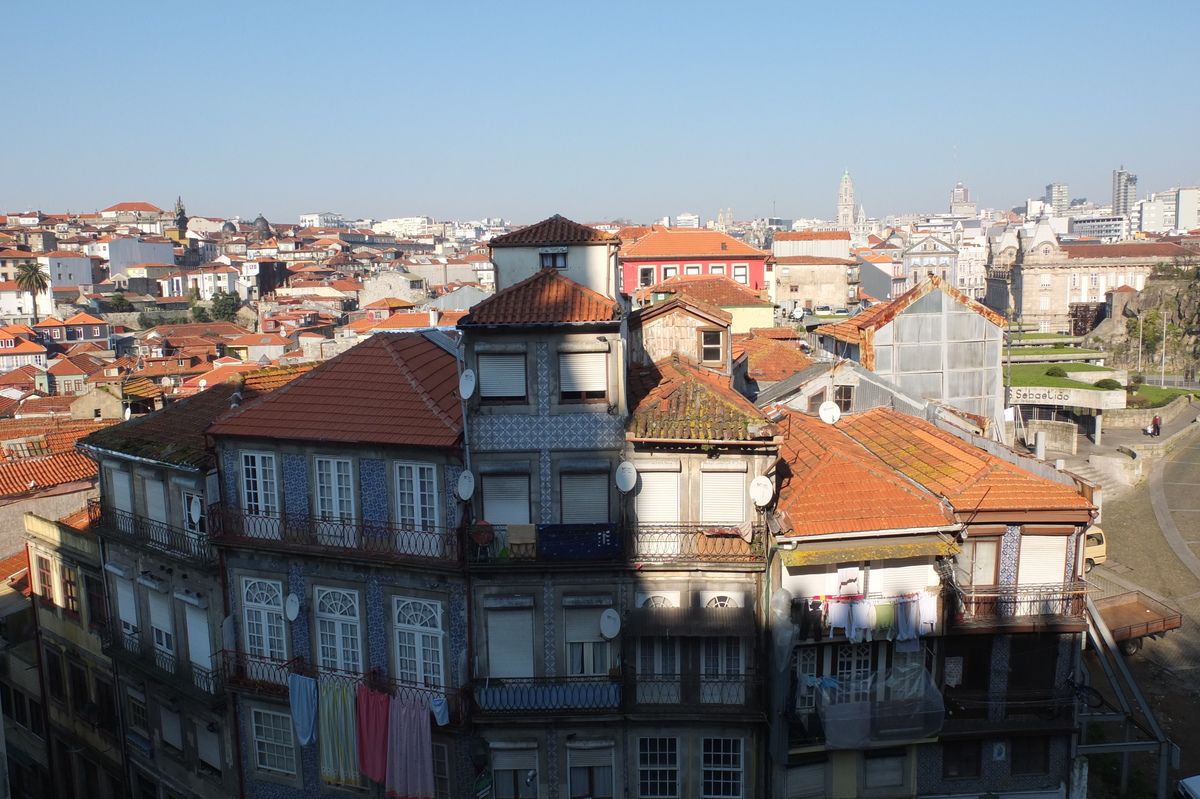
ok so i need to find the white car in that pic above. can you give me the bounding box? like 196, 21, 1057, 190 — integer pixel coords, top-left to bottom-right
1178, 775, 1200, 799
832, 308, 850, 315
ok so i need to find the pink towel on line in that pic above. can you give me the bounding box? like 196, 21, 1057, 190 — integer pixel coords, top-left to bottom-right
357, 684, 390, 783
385, 695, 434, 799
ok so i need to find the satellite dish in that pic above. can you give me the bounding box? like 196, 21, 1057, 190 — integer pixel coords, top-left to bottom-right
459, 369, 476, 399
599, 608, 621, 640
818, 400, 841, 425
198, 379, 207, 389
123, 407, 131, 420
187, 495, 203, 525
750, 475, 774, 507
284, 593, 300, 622
615, 462, 637, 493
457, 470, 475, 500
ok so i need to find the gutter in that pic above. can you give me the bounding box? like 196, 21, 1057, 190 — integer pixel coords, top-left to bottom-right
773, 524, 963, 548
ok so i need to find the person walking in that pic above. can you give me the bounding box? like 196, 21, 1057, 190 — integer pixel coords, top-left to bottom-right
1152, 414, 1162, 437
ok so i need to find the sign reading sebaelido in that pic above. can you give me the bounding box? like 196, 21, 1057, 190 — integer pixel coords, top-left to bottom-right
1008, 385, 1127, 410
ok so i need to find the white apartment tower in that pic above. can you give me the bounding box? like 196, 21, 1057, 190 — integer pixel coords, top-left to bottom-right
1113, 167, 1137, 216
1045, 182, 1069, 216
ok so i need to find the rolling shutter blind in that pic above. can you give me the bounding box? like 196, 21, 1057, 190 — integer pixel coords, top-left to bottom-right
563, 608, 604, 642
636, 472, 679, 523
479, 354, 525, 398
568, 747, 613, 768
874, 558, 935, 595
561, 473, 608, 524
701, 471, 744, 523
1018, 535, 1068, 584
491, 747, 536, 771
149, 592, 172, 636
482, 475, 530, 525
196, 725, 221, 768
864, 756, 904, 788
559, 353, 606, 393
116, 578, 137, 628
186, 604, 212, 669
160, 708, 182, 750
786, 763, 825, 798
487, 609, 533, 678
109, 469, 132, 513
145, 479, 167, 523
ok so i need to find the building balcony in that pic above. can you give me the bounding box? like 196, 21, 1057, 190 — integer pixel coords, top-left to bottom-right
209, 508, 461, 569
220, 651, 466, 726
90, 500, 215, 568
468, 523, 621, 566
631, 523, 765, 566
473, 676, 622, 715
102, 627, 224, 708
627, 673, 763, 716
948, 581, 1089, 632
941, 687, 1076, 735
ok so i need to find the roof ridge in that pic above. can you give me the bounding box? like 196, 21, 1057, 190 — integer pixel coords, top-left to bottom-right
382, 335, 461, 434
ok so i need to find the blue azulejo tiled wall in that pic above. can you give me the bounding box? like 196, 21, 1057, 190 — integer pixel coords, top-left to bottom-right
282, 454, 308, 520
366, 575, 388, 672
470, 413, 626, 452
915, 736, 1069, 796
449, 583, 467, 687
360, 458, 389, 524
999, 524, 1020, 583
443, 464, 462, 528
222, 449, 238, 510
288, 565, 310, 662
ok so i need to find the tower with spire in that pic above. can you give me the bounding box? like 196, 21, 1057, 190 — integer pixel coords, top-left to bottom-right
837, 170, 855, 229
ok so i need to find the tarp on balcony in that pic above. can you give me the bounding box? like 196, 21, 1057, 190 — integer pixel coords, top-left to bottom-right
780, 534, 960, 567
536, 523, 621, 560
626, 606, 756, 637
812, 660, 944, 749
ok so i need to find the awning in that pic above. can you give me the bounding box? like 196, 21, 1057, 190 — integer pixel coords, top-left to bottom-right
780, 534, 960, 567
626, 606, 755, 637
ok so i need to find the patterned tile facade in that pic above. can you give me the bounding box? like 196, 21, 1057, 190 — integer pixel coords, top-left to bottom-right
282, 454, 308, 520
449, 583, 468, 687
999, 524, 1020, 584
469, 411, 626, 452
536, 342, 550, 416
222, 449, 238, 510
360, 458, 389, 524
545, 728, 559, 799
542, 578, 556, 674
1065, 531, 1077, 579
539, 450, 553, 523
443, 464, 462, 528
988, 634, 1010, 722
366, 575, 388, 672
288, 564, 310, 662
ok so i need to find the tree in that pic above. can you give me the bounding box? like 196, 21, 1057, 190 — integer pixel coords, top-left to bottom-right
14, 262, 49, 324
210, 290, 240, 322
191, 305, 211, 323
107, 294, 132, 312
187, 286, 202, 307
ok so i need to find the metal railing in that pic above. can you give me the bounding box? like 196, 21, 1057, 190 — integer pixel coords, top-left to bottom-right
91, 501, 214, 567
950, 581, 1089, 628
631, 524, 765, 564
468, 523, 622, 565
210, 508, 461, 566
474, 676, 622, 714
628, 673, 762, 710
102, 627, 224, 703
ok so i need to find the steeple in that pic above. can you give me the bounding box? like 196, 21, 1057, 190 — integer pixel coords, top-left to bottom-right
837, 171, 855, 229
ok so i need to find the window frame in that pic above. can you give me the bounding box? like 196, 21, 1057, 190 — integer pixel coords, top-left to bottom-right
314, 457, 355, 522
240, 451, 279, 516
540, 251, 567, 269
732, 264, 749, 284
701, 737, 744, 799
638, 737, 678, 799
314, 586, 362, 674
477, 353, 527, 404
242, 577, 288, 662
61, 563, 80, 620
393, 597, 444, 688
396, 461, 439, 529
941, 739, 981, 780
558, 351, 607, 403
250, 707, 297, 776
698, 328, 724, 366
1010, 736, 1050, 776
36, 555, 54, 607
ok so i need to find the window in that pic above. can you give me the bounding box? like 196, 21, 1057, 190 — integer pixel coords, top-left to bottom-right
699, 330, 723, 364
1039, 297, 1050, 311
636, 636, 679, 703
36, 556, 53, 606
560, 472, 609, 524
241, 452, 279, 515
486, 608, 534, 678
92, 326, 101, 337
569, 748, 613, 799
481, 473, 531, 525
1039, 274, 1050, 288
864, 748, 905, 788
702, 738, 743, 799
732, 264, 748, 284
559, 352, 606, 402
954, 538, 998, 586
478, 353, 526, 402
790, 285, 798, 293
93, 677, 115, 733
43, 648, 63, 703
314, 457, 354, 521
832, 385, 853, 413
685, 264, 701, 275
197, 724, 223, 777
492, 747, 537, 799
394, 597, 443, 687
942, 740, 981, 779
565, 608, 611, 676
68, 661, 89, 712
1011, 736, 1050, 775
127, 689, 148, 733
396, 462, 438, 529
662, 266, 678, 279
433, 742, 451, 799
807, 389, 826, 414
160, 707, 183, 754
700, 471, 744, 524
639, 267, 655, 287
243, 578, 287, 663
315, 587, 361, 673
251, 708, 296, 775
701, 637, 744, 703
1089, 274, 1099, 287
61, 564, 80, 619
639, 738, 678, 798
540, 251, 567, 269
114, 575, 137, 634
710, 264, 725, 275
149, 592, 175, 659
835, 642, 873, 703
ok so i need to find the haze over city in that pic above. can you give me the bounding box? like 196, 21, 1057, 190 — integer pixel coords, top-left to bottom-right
6, 0, 1200, 223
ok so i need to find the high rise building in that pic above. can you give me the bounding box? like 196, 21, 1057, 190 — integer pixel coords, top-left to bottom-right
1045, 182, 1069, 216
837, 170, 855, 229
950, 182, 977, 216
1113, 167, 1137, 216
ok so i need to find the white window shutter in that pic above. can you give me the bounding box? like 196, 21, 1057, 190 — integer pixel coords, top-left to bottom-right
482, 475, 530, 525
116, 577, 137, 628
196, 725, 221, 769
563, 608, 604, 642
186, 603, 212, 669
490, 747, 537, 771
701, 471, 745, 523
149, 592, 173, 635
486, 609, 534, 678
561, 473, 608, 524
144, 479, 167, 523
479, 354, 525, 398
109, 469, 132, 513
559, 353, 606, 393
1018, 536, 1068, 584
160, 708, 182, 750
636, 472, 679, 523
568, 747, 613, 768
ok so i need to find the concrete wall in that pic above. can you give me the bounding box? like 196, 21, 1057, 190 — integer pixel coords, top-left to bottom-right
1103, 393, 1194, 429
1004, 419, 1078, 455
0, 484, 93, 556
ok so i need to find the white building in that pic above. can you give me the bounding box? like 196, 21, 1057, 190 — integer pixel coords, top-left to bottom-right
674, 212, 700, 228
299, 211, 345, 228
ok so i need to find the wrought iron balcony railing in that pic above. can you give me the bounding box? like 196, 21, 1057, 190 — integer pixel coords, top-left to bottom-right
91, 500, 215, 567
209, 508, 461, 567
949, 581, 1089, 629
473, 676, 622, 714
468, 523, 621, 565
631, 523, 765, 565
628, 672, 762, 711
102, 627, 224, 705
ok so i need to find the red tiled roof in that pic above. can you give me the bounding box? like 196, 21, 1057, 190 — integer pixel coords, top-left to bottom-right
489, 215, 617, 247
773, 255, 857, 265
1060, 243, 1186, 260
15, 395, 75, 415
619, 227, 767, 259
631, 295, 733, 327
0, 551, 28, 581
1108, 285, 1138, 293
628, 358, 777, 442
0, 417, 117, 496
102, 202, 163, 213
467, 268, 620, 325
774, 230, 850, 241
207, 333, 462, 448
733, 336, 814, 381
228, 334, 292, 348
364, 297, 416, 310
648, 274, 772, 307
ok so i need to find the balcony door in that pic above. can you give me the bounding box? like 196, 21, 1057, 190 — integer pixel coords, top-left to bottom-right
700, 636, 744, 704
635, 470, 679, 557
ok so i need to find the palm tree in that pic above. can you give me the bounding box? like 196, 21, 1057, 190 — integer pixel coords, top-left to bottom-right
14, 262, 50, 324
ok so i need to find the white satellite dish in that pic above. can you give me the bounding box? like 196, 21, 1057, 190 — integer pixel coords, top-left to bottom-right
187, 495, 203, 525
123, 407, 131, 421
615, 462, 637, 493
457, 470, 475, 500
818, 400, 841, 425
459, 369, 476, 399
198, 379, 207, 389
599, 608, 621, 640
284, 593, 300, 622
749, 475, 774, 507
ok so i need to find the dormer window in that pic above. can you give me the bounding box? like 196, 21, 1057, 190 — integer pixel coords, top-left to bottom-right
540, 248, 567, 269
699, 330, 724, 365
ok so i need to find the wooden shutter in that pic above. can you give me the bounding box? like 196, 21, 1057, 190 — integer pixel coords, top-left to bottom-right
491, 747, 537, 770
561, 473, 608, 524
479, 354, 525, 398
109, 469, 132, 513
144, 479, 167, 523
701, 471, 745, 523
559, 353, 606, 393
186, 604, 212, 669
487, 609, 533, 678
196, 725, 221, 769
160, 708, 182, 749
636, 472, 679, 523
482, 475, 530, 525
1018, 535, 1068, 585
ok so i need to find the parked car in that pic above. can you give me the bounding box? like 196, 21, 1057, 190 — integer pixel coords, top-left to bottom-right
814, 304, 833, 314
1176, 774, 1200, 799
832, 308, 850, 315
1084, 527, 1106, 572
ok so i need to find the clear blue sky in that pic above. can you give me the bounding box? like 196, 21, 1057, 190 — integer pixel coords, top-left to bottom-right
6, 0, 1199, 226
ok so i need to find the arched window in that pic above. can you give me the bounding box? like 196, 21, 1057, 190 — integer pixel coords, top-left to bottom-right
394, 598, 443, 687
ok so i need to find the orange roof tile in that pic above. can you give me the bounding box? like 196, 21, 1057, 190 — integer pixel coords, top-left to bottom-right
648, 274, 772, 307
207, 333, 462, 449
466, 268, 620, 325
620, 227, 767, 259
490, 215, 617, 247
0, 417, 117, 496
774, 230, 850, 241
101, 202, 162, 213
734, 337, 814, 382
1061, 242, 1186, 260
628, 358, 777, 442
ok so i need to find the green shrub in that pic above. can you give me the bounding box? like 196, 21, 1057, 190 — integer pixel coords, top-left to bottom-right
1127, 395, 1151, 409
1045, 366, 1067, 377
1094, 379, 1123, 390
1131, 373, 1145, 385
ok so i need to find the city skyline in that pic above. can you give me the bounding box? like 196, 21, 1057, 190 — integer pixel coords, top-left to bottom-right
4, 0, 1199, 224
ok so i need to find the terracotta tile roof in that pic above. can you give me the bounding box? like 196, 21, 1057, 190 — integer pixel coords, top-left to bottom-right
628, 358, 777, 442
648, 274, 772, 307
773, 255, 857, 265
748, 327, 804, 341
466, 268, 621, 325
58, 506, 94, 531
734, 336, 815, 381
371, 312, 440, 331
1108, 285, 1138, 293
101, 202, 162, 213
364, 297, 415, 310
15, 395, 75, 416
619, 227, 767, 259
489, 215, 617, 247
239, 364, 318, 393
142, 321, 250, 339
774, 230, 850, 241
0, 551, 28, 581
228, 334, 292, 348
0, 417, 116, 496
1061, 243, 1186, 260
208, 333, 462, 449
